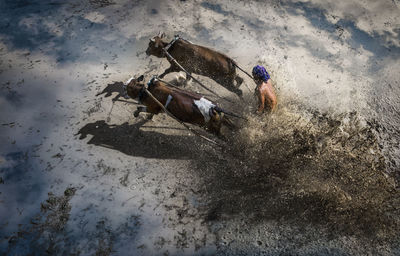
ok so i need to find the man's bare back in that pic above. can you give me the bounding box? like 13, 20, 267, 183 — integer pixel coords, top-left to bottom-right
255, 79, 277, 113
252, 65, 277, 114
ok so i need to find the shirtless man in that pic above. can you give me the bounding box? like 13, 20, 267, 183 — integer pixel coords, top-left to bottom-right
252, 65, 277, 113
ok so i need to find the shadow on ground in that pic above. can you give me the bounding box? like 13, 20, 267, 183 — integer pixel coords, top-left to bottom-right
77, 119, 207, 160
96, 81, 126, 101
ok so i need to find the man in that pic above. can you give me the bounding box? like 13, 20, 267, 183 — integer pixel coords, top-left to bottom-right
252, 65, 277, 114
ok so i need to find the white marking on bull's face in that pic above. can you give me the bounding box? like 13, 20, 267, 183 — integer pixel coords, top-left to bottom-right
122, 76, 134, 99
125, 76, 134, 85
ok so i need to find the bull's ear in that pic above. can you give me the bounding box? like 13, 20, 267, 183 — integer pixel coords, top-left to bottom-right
137, 75, 144, 82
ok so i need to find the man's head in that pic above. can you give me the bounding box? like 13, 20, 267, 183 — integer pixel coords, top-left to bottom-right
252, 65, 270, 82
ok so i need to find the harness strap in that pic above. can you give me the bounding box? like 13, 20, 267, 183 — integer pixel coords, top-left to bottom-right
138, 87, 146, 103
163, 35, 180, 56
138, 77, 155, 102
147, 77, 156, 88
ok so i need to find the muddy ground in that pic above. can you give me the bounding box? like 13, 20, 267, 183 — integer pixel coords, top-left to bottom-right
1, 0, 400, 255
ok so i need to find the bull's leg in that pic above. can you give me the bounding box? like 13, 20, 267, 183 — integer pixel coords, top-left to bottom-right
231, 76, 244, 97
159, 65, 180, 78
235, 75, 243, 88
220, 77, 243, 97
134, 106, 154, 119
229, 85, 243, 97
133, 106, 146, 117
235, 87, 243, 97
183, 72, 192, 87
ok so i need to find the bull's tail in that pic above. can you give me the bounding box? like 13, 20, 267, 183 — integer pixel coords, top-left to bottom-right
214, 106, 248, 121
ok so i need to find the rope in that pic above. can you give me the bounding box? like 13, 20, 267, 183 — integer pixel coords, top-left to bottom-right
233, 62, 254, 80
106, 100, 115, 122
113, 98, 138, 104
232, 62, 255, 92
163, 35, 180, 53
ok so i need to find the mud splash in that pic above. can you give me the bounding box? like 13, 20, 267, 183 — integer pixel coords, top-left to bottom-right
194, 101, 400, 243
6, 187, 76, 255
4, 187, 141, 255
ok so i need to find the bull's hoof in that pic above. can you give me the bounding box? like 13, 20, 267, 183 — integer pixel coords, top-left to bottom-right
183, 79, 191, 88
133, 110, 140, 117
147, 114, 154, 120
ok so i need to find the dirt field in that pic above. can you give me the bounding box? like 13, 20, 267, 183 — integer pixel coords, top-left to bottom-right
1, 0, 400, 255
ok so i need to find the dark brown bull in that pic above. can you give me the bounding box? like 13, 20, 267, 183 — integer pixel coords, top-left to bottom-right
145, 33, 244, 96
124, 75, 234, 135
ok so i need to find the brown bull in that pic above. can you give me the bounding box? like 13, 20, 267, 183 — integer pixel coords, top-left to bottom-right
124, 75, 234, 135
145, 33, 244, 96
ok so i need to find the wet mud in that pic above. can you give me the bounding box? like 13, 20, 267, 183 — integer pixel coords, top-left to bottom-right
192, 103, 400, 246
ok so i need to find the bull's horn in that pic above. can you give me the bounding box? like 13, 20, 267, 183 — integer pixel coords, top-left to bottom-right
125, 76, 134, 85
150, 37, 155, 42
158, 31, 162, 37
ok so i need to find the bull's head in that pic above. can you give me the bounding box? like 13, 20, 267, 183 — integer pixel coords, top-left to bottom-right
145, 32, 166, 57
124, 75, 145, 99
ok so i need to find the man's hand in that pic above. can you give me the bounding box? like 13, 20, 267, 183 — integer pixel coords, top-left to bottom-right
254, 86, 259, 96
